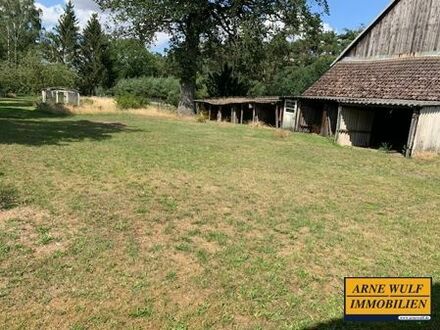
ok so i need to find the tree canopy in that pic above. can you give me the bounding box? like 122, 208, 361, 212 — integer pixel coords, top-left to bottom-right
0, 0, 41, 65
0, 0, 361, 109
96, 0, 329, 114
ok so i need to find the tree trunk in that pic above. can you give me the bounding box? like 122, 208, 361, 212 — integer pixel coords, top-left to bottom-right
176, 15, 200, 116
178, 80, 196, 116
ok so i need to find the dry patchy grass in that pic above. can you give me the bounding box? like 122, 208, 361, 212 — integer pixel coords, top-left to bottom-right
0, 98, 439, 329
42, 96, 180, 120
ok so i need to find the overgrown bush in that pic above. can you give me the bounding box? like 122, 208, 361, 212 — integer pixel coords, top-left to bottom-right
113, 76, 180, 106
115, 94, 149, 109
0, 52, 77, 96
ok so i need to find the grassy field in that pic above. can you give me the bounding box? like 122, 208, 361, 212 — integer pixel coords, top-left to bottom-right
0, 98, 439, 329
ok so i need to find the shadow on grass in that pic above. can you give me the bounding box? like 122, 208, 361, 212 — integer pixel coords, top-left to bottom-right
305, 283, 439, 330
0, 108, 71, 120
0, 102, 139, 146
0, 119, 138, 146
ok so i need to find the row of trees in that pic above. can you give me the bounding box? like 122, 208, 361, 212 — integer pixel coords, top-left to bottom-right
96, 0, 360, 114
0, 0, 360, 112
0, 0, 167, 96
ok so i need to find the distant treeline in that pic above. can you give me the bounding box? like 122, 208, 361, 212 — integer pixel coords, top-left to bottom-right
0, 0, 361, 107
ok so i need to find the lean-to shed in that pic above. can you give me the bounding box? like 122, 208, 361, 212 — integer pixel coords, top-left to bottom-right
194, 97, 297, 128
298, 0, 440, 156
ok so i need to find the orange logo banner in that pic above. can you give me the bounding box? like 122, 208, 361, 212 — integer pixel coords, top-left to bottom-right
344, 277, 432, 322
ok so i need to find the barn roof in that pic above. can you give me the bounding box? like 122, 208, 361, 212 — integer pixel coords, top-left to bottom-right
303, 56, 440, 104
298, 96, 440, 108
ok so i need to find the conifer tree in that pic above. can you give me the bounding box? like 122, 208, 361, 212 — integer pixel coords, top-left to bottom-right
53, 0, 79, 67
78, 14, 109, 95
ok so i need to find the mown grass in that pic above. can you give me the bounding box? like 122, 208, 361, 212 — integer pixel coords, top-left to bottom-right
0, 97, 439, 329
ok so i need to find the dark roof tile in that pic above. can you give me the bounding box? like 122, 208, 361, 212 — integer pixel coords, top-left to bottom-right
303, 57, 440, 102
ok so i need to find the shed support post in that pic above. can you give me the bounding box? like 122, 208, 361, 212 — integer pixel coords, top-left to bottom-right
209, 104, 212, 121
56, 92, 59, 104
252, 104, 256, 123
217, 106, 222, 122
320, 108, 328, 136
335, 105, 343, 143
254, 104, 259, 122
275, 106, 279, 128
294, 100, 299, 131
406, 109, 420, 158
279, 103, 284, 128
240, 105, 244, 124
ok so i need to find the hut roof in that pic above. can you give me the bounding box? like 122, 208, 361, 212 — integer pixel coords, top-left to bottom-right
194, 97, 282, 105
303, 57, 440, 104
43, 87, 79, 93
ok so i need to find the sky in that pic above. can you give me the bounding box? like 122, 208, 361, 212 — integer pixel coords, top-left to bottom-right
37, 0, 391, 53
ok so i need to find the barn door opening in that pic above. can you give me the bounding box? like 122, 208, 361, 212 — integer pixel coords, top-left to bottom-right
370, 108, 413, 153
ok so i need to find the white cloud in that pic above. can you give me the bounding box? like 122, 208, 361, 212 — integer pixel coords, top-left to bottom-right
149, 32, 171, 53
155, 32, 171, 46
36, 0, 106, 31
37, 0, 170, 52
35, 2, 64, 29
322, 22, 335, 33
74, 0, 100, 11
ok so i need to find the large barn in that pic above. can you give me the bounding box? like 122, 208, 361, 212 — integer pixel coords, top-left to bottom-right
297, 0, 440, 156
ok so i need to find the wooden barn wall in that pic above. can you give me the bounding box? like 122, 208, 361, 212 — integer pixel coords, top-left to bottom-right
337, 107, 375, 147
346, 0, 440, 59
413, 107, 440, 153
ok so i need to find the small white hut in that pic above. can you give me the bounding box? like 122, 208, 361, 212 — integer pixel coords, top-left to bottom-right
42, 87, 80, 106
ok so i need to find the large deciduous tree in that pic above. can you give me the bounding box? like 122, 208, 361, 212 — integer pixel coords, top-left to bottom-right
96, 0, 328, 115
109, 38, 164, 81
0, 0, 41, 65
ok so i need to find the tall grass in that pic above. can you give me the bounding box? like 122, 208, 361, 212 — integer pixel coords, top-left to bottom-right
38, 97, 178, 119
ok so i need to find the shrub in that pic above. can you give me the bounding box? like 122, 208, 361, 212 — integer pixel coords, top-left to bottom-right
113, 76, 180, 106
0, 52, 77, 96
196, 112, 208, 123
115, 94, 149, 109
379, 142, 393, 153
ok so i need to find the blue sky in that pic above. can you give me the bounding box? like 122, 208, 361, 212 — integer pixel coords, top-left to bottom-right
37, 0, 391, 52
322, 0, 390, 31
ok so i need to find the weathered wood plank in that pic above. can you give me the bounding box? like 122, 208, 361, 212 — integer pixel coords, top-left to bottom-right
347, 0, 440, 59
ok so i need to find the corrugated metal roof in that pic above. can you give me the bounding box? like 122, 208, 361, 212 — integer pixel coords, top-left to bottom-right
298, 96, 440, 108
194, 97, 282, 105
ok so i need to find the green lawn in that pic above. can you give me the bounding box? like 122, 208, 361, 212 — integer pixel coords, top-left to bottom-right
0, 98, 439, 329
